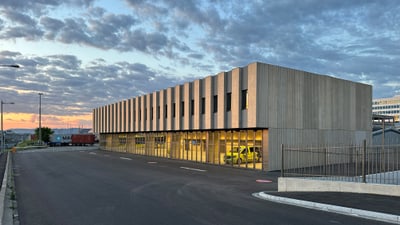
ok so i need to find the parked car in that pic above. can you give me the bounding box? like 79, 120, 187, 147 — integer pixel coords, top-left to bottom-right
224, 146, 262, 164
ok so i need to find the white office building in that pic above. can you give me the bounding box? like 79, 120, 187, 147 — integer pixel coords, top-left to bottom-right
373, 95, 400, 123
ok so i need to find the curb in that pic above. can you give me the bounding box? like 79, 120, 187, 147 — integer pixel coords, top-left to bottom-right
0, 153, 10, 225
252, 192, 400, 224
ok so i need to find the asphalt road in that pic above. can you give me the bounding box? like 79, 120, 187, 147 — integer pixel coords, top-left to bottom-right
13, 149, 392, 225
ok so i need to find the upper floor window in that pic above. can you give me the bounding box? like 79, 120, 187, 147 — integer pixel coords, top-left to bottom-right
213, 95, 218, 113
191, 99, 194, 115
241, 89, 248, 110
201, 97, 205, 114
173, 103, 176, 118
226, 92, 231, 111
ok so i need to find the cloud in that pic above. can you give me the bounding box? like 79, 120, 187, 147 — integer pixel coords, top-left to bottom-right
0, 0, 399, 124
40, 17, 65, 39
0, 0, 95, 15
0, 51, 184, 117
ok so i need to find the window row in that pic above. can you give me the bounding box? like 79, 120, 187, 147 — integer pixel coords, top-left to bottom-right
373, 105, 400, 110
375, 110, 400, 115
99, 129, 264, 170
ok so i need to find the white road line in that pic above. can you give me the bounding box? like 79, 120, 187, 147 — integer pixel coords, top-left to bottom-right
256, 179, 273, 183
120, 157, 132, 161
147, 161, 158, 164
180, 166, 207, 172
89, 152, 97, 155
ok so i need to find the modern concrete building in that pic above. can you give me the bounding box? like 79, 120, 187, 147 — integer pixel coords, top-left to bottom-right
373, 95, 400, 123
93, 62, 372, 171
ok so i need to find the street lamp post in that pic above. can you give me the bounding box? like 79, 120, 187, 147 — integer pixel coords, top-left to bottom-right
1, 101, 14, 152
38, 93, 43, 145
0, 64, 19, 151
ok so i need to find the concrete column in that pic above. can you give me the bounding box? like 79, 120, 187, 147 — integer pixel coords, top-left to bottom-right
175, 85, 182, 130
146, 94, 151, 131
166, 87, 173, 130
247, 63, 257, 127
217, 72, 226, 129
159, 90, 165, 131
153, 91, 159, 131
193, 80, 201, 129
205, 76, 212, 129
231, 68, 241, 128
184, 82, 191, 130
140, 96, 145, 131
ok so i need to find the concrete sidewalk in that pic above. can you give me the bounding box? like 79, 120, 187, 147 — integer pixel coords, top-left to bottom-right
254, 191, 400, 224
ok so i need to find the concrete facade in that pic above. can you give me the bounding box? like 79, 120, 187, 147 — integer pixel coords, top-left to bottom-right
93, 62, 372, 171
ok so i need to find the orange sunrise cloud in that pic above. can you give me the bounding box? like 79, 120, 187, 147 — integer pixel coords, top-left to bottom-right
3, 112, 92, 130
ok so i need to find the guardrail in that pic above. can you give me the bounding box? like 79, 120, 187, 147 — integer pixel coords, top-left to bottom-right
281, 142, 400, 185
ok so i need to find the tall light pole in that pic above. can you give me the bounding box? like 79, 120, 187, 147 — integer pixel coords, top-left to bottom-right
0, 64, 19, 151
38, 93, 43, 145
1, 101, 15, 152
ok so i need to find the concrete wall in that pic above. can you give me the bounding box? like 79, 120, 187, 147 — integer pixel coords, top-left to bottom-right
279, 177, 400, 197
253, 63, 372, 170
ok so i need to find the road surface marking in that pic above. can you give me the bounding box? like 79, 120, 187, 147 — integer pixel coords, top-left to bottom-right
180, 167, 207, 172
89, 152, 97, 155
148, 161, 158, 164
120, 157, 132, 160
256, 179, 273, 183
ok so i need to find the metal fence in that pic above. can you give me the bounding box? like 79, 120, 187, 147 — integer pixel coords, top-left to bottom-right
281, 142, 400, 185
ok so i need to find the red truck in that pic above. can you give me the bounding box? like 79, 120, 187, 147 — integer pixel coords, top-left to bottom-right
71, 134, 95, 146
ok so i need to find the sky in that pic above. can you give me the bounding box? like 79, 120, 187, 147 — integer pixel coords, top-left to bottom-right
0, 0, 399, 130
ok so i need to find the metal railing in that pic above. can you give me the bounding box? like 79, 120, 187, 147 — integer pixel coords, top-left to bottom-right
281, 141, 400, 185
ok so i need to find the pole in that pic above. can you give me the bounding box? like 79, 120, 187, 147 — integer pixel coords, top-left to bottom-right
39, 93, 43, 145
1, 101, 3, 152
281, 144, 284, 177
0, 65, 19, 151
1, 101, 14, 152
362, 139, 367, 183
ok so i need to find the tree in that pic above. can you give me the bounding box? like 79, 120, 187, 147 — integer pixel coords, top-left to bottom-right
34, 127, 54, 143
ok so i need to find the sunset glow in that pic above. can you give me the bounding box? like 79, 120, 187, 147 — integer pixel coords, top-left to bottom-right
3, 112, 92, 130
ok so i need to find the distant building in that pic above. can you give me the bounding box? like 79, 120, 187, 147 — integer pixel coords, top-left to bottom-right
93, 62, 372, 171
372, 114, 396, 131
373, 95, 400, 123
373, 128, 400, 145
